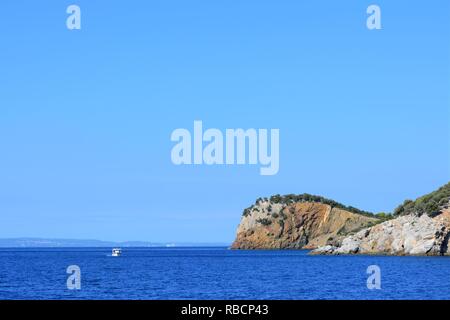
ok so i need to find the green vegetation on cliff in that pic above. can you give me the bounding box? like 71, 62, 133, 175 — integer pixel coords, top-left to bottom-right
256, 218, 272, 226
243, 193, 392, 220
269, 193, 375, 217
393, 182, 450, 217
243, 183, 450, 221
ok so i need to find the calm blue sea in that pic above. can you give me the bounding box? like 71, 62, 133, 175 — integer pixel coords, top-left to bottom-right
0, 247, 449, 300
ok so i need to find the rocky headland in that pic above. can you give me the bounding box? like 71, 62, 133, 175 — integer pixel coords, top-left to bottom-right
231, 194, 382, 250
232, 182, 450, 256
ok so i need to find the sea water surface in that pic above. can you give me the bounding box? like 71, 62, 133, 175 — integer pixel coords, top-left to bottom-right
0, 247, 449, 300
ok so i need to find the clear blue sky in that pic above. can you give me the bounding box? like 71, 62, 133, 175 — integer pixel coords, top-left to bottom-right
0, 1, 449, 243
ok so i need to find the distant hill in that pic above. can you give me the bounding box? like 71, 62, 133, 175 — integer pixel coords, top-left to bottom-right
0, 238, 228, 248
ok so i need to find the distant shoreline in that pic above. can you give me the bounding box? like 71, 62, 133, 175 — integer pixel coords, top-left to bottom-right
0, 238, 230, 248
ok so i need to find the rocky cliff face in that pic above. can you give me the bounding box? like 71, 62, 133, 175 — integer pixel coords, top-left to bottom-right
311, 184, 450, 256
312, 208, 450, 256
231, 199, 380, 249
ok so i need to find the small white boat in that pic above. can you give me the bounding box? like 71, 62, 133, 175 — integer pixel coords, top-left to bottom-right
111, 248, 122, 257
